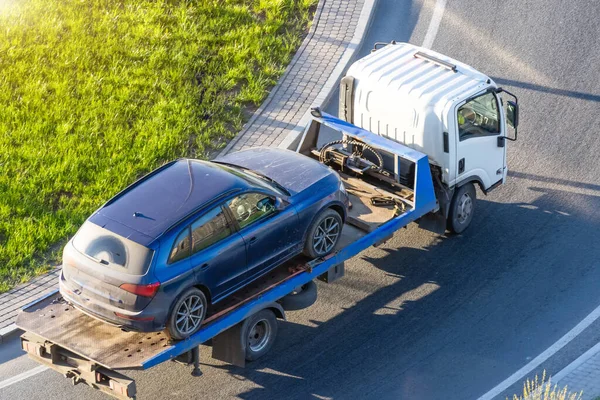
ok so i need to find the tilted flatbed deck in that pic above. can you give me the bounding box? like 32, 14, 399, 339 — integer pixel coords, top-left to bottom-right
17, 112, 438, 399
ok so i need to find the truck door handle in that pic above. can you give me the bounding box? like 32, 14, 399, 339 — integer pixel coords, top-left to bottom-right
458, 158, 465, 174
249, 237, 258, 244
200, 263, 209, 270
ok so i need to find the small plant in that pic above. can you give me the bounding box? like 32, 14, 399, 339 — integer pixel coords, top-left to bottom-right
510, 371, 582, 400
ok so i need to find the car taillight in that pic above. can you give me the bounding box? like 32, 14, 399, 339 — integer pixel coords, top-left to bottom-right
119, 282, 160, 297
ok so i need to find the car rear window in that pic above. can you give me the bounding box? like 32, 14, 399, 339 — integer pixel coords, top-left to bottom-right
72, 221, 154, 275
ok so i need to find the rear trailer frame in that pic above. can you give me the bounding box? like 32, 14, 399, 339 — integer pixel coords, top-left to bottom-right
17, 113, 437, 399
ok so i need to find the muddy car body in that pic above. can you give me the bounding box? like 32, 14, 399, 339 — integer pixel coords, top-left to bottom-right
60, 148, 348, 339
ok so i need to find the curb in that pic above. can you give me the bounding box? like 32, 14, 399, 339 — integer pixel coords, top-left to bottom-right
0, 323, 17, 344
278, 0, 378, 151
553, 342, 600, 383
219, 0, 329, 157
0, 289, 60, 344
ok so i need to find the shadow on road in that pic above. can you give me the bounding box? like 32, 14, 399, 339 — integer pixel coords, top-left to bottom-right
492, 77, 600, 103
161, 182, 600, 400
0, 330, 26, 365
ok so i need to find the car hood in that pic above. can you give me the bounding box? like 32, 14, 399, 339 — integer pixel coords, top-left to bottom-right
215, 147, 334, 195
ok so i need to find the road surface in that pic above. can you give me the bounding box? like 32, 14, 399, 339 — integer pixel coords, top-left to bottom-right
2, 0, 600, 399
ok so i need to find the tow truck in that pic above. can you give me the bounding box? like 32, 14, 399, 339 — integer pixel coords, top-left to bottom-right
16, 111, 438, 399
16, 43, 519, 399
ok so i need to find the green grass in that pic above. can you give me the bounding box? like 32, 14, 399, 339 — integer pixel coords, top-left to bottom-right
0, 0, 316, 292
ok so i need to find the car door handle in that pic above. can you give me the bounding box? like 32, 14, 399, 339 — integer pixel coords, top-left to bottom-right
248, 237, 258, 244
200, 263, 209, 270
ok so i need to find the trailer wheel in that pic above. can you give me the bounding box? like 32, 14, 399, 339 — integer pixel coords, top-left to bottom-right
279, 280, 318, 311
447, 182, 476, 234
167, 287, 207, 340
243, 309, 278, 361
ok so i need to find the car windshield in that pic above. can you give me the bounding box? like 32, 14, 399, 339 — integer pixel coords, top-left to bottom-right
214, 162, 289, 196
72, 221, 154, 275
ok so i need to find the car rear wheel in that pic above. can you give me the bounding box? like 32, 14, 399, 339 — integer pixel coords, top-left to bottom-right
303, 208, 342, 259
167, 287, 207, 341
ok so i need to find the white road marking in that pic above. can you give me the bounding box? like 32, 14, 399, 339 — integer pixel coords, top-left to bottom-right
477, 302, 600, 399
0, 365, 48, 390
422, 0, 448, 49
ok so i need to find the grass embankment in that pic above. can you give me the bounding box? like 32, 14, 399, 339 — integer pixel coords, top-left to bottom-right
0, 0, 315, 292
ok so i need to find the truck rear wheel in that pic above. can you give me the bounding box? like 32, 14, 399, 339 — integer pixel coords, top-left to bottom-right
243, 309, 278, 361
448, 183, 476, 234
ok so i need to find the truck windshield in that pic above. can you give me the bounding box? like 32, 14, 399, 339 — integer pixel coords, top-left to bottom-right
72, 221, 154, 275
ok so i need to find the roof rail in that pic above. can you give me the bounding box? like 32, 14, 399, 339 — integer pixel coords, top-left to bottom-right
414, 51, 457, 72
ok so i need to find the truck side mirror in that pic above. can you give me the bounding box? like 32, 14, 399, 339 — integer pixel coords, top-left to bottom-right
507, 101, 519, 129
505, 100, 519, 141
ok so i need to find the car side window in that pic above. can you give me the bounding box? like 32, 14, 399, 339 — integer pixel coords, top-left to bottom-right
169, 228, 191, 264
191, 206, 232, 254
457, 92, 500, 140
226, 193, 276, 229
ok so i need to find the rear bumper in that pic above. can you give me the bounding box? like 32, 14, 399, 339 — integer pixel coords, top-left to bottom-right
59, 273, 162, 332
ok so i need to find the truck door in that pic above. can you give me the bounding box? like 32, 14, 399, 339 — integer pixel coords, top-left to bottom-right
454, 90, 507, 190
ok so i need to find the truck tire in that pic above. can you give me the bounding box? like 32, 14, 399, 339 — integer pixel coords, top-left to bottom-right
303, 208, 343, 259
167, 287, 207, 341
279, 280, 318, 311
243, 309, 278, 361
447, 182, 476, 234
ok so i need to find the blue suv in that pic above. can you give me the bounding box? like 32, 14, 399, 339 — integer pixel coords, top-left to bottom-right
60, 147, 348, 339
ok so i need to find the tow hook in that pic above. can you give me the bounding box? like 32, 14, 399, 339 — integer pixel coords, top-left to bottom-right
66, 371, 82, 386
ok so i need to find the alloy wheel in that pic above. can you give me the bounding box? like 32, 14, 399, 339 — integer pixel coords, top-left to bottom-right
312, 216, 340, 255
175, 294, 204, 336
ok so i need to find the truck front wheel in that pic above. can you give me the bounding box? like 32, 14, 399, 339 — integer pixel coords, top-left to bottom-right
448, 183, 476, 233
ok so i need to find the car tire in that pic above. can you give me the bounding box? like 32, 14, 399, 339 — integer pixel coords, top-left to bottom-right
167, 287, 207, 341
243, 309, 278, 361
447, 182, 476, 234
279, 280, 318, 311
303, 208, 343, 259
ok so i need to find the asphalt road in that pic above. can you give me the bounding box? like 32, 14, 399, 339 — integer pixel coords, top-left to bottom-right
2, 0, 600, 399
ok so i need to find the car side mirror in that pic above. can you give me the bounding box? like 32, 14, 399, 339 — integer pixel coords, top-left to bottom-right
274, 197, 287, 211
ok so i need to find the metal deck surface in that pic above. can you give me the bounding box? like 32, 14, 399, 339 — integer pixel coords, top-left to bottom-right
342, 175, 399, 231
16, 294, 171, 370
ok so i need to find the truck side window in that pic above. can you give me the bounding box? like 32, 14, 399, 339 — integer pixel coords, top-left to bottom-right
457, 92, 500, 140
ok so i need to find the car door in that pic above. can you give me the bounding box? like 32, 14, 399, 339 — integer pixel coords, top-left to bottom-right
225, 192, 298, 281
454, 90, 507, 189
186, 205, 247, 301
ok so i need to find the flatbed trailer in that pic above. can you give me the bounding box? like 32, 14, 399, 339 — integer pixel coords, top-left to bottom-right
16, 112, 438, 399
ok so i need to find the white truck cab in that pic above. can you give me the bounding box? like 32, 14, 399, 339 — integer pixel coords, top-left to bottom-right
340, 41, 519, 233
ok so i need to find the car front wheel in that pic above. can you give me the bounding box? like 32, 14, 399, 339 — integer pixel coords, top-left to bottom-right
167, 287, 207, 340
303, 208, 342, 259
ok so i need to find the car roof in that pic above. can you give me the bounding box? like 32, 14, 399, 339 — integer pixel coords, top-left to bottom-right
89, 159, 251, 246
